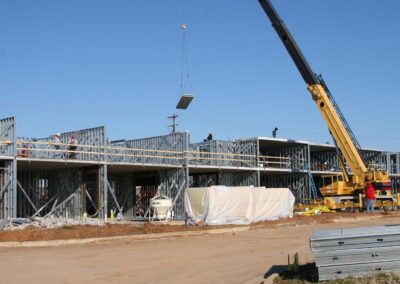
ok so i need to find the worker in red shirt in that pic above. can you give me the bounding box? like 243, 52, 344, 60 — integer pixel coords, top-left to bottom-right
68, 133, 78, 159
365, 182, 376, 212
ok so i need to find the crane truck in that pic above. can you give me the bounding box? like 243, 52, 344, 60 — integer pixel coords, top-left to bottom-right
258, 0, 399, 210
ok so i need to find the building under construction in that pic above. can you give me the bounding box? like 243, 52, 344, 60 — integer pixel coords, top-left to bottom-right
0, 116, 399, 220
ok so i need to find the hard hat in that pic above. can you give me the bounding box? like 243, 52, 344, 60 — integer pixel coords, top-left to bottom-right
55, 133, 61, 137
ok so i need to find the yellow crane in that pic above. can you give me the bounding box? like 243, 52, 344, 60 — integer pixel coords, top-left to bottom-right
258, 0, 398, 209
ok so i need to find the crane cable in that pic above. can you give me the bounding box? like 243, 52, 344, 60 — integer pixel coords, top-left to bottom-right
179, 0, 192, 96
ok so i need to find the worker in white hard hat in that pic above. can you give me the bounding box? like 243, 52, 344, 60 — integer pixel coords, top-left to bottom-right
52, 133, 61, 158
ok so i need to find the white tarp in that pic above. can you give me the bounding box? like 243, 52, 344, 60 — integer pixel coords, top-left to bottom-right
185, 186, 295, 225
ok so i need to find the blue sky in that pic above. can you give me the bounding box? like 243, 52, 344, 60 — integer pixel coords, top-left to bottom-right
1, 0, 399, 151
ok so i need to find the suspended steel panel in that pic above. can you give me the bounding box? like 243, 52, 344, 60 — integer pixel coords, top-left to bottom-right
176, 95, 194, 110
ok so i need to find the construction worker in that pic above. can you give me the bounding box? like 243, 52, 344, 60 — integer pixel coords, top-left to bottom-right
272, 127, 278, 138
365, 182, 376, 212
53, 133, 61, 158
68, 133, 78, 159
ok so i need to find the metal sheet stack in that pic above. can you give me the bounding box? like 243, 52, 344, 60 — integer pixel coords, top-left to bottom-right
311, 224, 400, 281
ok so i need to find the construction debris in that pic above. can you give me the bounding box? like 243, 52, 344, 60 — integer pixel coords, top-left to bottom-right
0, 218, 107, 231
300, 206, 333, 216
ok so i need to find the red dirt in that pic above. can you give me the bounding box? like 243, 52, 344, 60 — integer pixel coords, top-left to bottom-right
0, 211, 398, 242
1, 212, 400, 283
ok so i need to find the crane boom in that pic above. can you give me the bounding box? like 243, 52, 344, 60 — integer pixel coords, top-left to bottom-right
258, 0, 370, 187
258, 0, 318, 86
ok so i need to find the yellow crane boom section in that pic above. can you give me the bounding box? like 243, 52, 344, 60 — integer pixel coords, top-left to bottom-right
307, 84, 368, 186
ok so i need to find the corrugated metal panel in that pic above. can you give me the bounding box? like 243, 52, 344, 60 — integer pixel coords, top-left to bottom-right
312, 237, 400, 251
311, 224, 400, 251
318, 260, 400, 281
311, 224, 400, 241
311, 224, 400, 281
315, 246, 400, 266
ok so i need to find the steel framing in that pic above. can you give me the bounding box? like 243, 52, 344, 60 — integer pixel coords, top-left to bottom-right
0, 117, 399, 220
0, 117, 17, 218
260, 173, 309, 203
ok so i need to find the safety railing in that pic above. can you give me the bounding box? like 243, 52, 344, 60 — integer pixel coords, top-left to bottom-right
16, 140, 104, 161
310, 161, 339, 172
15, 140, 184, 165
186, 150, 257, 168
367, 162, 387, 172
108, 146, 183, 166
1, 139, 350, 171
11, 140, 264, 169
0, 140, 14, 156
259, 155, 293, 170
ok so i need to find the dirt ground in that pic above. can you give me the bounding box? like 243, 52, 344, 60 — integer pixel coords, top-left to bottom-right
1, 211, 397, 242
0, 212, 399, 284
